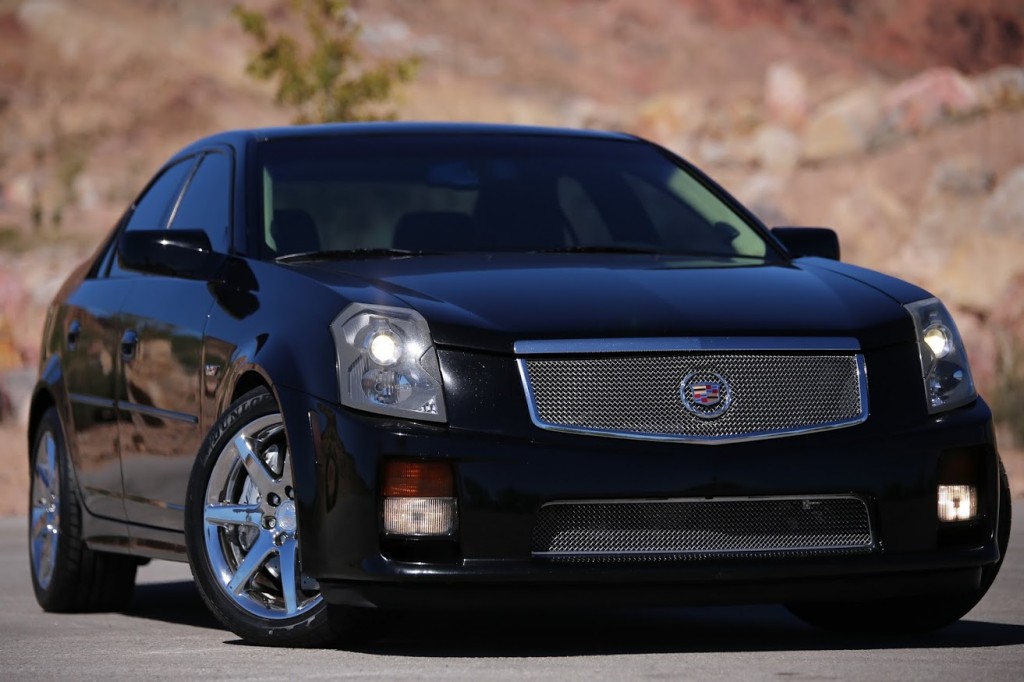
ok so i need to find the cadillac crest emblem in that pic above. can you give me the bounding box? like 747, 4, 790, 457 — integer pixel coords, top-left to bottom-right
680, 372, 732, 419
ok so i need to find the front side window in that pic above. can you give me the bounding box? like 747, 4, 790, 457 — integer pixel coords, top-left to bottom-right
106, 158, 196, 277
124, 159, 196, 233
255, 135, 775, 262
171, 151, 233, 253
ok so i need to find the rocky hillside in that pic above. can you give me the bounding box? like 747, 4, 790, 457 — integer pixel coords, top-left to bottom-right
1, 0, 1024, 511
680, 0, 1024, 75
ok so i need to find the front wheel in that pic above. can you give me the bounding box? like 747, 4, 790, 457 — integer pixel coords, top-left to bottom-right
786, 460, 1012, 635
185, 387, 381, 647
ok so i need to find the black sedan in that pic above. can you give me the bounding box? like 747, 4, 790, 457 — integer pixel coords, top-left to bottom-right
28, 123, 1010, 647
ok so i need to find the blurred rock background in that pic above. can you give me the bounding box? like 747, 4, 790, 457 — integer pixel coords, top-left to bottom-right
1, 0, 1023, 513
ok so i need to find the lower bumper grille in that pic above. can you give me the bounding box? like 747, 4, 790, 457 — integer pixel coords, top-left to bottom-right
532, 496, 874, 562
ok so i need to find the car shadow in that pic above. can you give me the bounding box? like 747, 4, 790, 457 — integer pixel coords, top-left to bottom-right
125, 580, 225, 632
123, 578, 1024, 655
363, 607, 1024, 657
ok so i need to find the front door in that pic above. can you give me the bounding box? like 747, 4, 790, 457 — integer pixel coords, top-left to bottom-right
113, 148, 234, 530
116, 280, 212, 529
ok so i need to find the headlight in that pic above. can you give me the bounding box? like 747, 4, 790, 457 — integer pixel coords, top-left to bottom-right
330, 303, 447, 422
904, 297, 976, 414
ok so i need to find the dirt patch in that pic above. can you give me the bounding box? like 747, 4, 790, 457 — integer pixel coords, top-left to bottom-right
0, 422, 27, 517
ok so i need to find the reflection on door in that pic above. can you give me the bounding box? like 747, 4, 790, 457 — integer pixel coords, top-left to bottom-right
62, 281, 128, 521
116, 278, 213, 530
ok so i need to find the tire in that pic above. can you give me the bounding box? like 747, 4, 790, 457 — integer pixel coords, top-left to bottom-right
184, 387, 382, 647
28, 406, 138, 612
786, 460, 1013, 635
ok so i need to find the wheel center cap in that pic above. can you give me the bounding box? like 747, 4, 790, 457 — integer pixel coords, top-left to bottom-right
276, 500, 297, 534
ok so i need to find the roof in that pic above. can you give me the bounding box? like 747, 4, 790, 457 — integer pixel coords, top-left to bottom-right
173, 122, 637, 159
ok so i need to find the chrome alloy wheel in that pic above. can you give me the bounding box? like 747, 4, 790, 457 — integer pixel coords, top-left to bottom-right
29, 431, 60, 590
202, 413, 321, 620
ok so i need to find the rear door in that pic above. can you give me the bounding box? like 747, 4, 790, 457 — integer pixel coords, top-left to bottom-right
60, 275, 128, 522
115, 150, 234, 530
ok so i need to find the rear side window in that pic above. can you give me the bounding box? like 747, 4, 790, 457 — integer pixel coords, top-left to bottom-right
170, 152, 233, 253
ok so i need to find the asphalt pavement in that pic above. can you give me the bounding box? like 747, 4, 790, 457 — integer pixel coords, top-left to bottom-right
2, 509, 1023, 680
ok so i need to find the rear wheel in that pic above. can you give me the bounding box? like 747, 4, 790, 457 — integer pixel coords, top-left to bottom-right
185, 387, 382, 647
786, 460, 1012, 635
29, 406, 137, 612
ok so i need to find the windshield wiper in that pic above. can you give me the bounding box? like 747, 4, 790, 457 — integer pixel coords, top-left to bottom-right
276, 248, 428, 263
532, 245, 764, 259
531, 245, 668, 254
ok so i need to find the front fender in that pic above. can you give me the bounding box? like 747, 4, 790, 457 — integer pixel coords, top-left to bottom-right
28, 353, 65, 455
201, 258, 412, 431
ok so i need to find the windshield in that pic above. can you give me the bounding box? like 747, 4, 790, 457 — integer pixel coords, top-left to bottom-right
254, 134, 775, 261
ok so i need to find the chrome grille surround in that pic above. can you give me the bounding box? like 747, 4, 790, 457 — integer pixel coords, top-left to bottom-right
532, 496, 875, 561
516, 337, 868, 444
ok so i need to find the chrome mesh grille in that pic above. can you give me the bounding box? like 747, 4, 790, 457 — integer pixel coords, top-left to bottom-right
532, 497, 873, 561
520, 353, 865, 442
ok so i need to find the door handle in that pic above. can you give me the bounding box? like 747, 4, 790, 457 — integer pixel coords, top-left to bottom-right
67, 321, 81, 350
121, 330, 139, 362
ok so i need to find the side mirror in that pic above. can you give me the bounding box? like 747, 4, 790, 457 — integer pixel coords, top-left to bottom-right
771, 227, 841, 261
118, 229, 224, 280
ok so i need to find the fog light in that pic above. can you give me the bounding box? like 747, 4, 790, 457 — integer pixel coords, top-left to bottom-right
383, 498, 457, 535
381, 460, 457, 536
938, 484, 977, 522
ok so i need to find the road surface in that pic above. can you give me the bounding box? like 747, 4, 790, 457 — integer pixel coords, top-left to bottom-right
1, 509, 1022, 680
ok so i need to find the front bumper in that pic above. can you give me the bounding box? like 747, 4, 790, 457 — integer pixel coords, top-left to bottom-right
275, 377, 1002, 610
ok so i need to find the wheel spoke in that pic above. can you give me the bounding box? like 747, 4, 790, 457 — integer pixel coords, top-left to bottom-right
40, 532, 55, 579
33, 433, 57, 494
278, 449, 293, 490
277, 539, 299, 615
30, 527, 45, 571
30, 506, 47, 537
227, 531, 274, 595
231, 433, 278, 496
45, 435, 58, 494
32, 523, 55, 576
34, 463, 51, 494
204, 503, 262, 528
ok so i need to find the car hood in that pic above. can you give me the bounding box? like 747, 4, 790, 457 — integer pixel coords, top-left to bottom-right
293, 254, 926, 353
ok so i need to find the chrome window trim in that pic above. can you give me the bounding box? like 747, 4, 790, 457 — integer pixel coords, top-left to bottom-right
514, 336, 862, 355
69, 393, 199, 425
121, 401, 199, 425
515, 339, 869, 445
68, 393, 117, 410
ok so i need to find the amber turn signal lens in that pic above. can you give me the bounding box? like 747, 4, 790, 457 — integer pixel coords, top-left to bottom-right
381, 460, 454, 498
